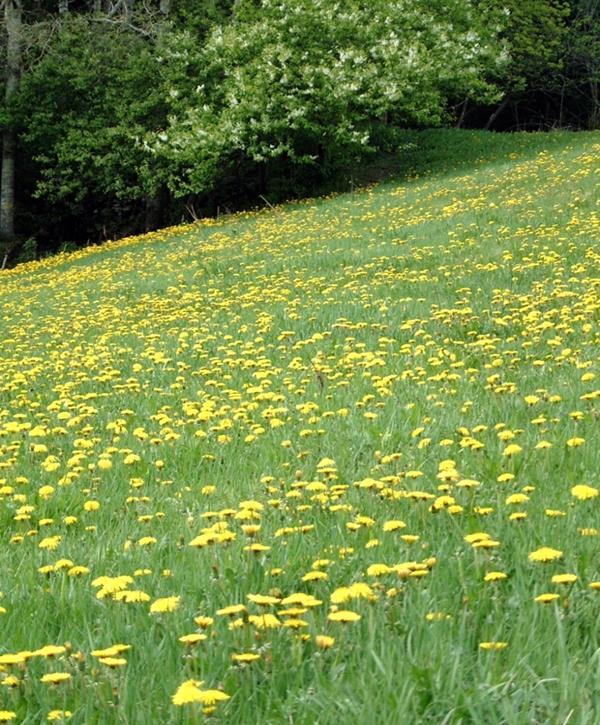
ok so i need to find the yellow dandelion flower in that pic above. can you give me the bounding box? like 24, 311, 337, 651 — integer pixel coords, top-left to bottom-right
401, 534, 420, 543
484, 571, 507, 582
196, 689, 230, 706
178, 634, 207, 645
194, 616, 214, 628
247, 593, 280, 606
98, 657, 127, 668
327, 610, 361, 623
426, 612, 451, 622
47, 711, 73, 721
280, 593, 322, 607
0, 654, 25, 666
383, 520, 406, 532
479, 642, 508, 651
248, 613, 281, 629
1, 676, 20, 688
302, 570, 328, 582
282, 618, 308, 629
149, 596, 180, 613
34, 645, 66, 658
528, 547, 562, 563
172, 680, 205, 705
535, 593, 560, 603
570, 484, 598, 500
243, 543, 270, 553
91, 645, 131, 658
497, 473, 515, 483
464, 532, 491, 544
114, 590, 150, 603
40, 672, 71, 684
216, 604, 246, 617
39, 536, 61, 551
241, 524, 261, 536
472, 539, 500, 549
67, 566, 90, 577
366, 563, 392, 576
505, 493, 529, 505
315, 635, 335, 649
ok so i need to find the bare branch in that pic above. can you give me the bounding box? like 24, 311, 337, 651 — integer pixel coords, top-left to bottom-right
90, 15, 154, 37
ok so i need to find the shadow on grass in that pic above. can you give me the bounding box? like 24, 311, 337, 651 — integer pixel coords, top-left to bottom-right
321, 127, 593, 194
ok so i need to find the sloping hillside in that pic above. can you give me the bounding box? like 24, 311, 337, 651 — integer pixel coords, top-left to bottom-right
0, 130, 598, 723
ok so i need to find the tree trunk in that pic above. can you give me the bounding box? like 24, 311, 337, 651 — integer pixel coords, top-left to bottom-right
144, 189, 165, 232
0, 0, 22, 245
455, 98, 469, 128
589, 79, 599, 129
484, 95, 510, 131
558, 82, 566, 128
58, 0, 69, 15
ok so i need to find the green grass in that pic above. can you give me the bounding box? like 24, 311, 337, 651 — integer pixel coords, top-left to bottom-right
0, 129, 598, 724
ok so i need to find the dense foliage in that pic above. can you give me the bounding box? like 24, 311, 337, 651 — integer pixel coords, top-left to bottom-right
0, 0, 598, 259
153, 0, 504, 198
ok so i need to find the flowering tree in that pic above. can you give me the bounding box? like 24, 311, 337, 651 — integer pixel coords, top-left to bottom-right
153, 0, 507, 195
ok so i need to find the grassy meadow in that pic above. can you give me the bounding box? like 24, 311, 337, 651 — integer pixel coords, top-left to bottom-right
0, 129, 599, 723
